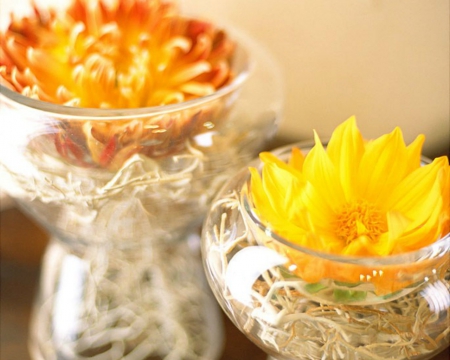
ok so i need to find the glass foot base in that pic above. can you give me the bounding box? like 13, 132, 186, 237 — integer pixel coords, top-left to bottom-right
29, 237, 224, 360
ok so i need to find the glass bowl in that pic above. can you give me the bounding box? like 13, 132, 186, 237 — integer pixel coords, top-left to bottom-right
0, 1, 283, 359
201, 142, 450, 360
0, 2, 283, 250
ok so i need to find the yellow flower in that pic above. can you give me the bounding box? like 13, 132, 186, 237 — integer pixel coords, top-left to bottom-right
250, 116, 450, 294
0, 0, 239, 169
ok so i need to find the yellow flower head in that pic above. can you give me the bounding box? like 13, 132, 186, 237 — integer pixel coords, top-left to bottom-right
251, 116, 450, 257
249, 117, 449, 294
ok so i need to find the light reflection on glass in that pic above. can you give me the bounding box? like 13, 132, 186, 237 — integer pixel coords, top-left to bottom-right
225, 246, 287, 306
53, 254, 86, 344
421, 280, 450, 313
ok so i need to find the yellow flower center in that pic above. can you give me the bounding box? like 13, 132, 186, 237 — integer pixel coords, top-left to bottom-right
334, 200, 386, 244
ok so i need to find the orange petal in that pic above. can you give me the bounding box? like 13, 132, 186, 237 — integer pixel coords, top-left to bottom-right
288, 147, 305, 171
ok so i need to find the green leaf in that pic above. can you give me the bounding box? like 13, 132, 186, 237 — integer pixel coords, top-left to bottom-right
304, 283, 327, 294
334, 281, 361, 288
333, 289, 367, 302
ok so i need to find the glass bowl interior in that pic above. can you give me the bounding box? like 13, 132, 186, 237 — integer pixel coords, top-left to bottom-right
0, 0, 284, 249
241, 141, 450, 268
202, 141, 449, 308
242, 185, 450, 267
0, 39, 251, 120
201, 141, 450, 360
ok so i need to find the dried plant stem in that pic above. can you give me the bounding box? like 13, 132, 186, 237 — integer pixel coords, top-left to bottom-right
31, 240, 222, 360
206, 193, 450, 360
1, 140, 205, 205
1, 138, 247, 247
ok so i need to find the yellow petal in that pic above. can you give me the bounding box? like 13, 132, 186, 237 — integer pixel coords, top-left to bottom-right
250, 167, 306, 238
302, 131, 346, 210
249, 166, 269, 213
440, 165, 450, 235
387, 157, 448, 221
405, 134, 425, 174
392, 193, 443, 252
261, 162, 304, 218
388, 160, 447, 252
260, 151, 303, 178
371, 233, 395, 256
316, 231, 345, 253
300, 181, 335, 234
327, 116, 365, 202
387, 210, 411, 241
357, 127, 409, 206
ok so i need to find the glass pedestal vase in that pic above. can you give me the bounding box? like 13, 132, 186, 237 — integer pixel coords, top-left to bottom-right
0, 1, 284, 358
201, 143, 450, 360
29, 237, 223, 360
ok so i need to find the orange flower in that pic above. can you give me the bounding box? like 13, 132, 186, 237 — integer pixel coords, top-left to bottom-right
1, 0, 235, 107
0, 0, 239, 169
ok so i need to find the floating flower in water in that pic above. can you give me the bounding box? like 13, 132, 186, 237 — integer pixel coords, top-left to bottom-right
249, 116, 450, 293
0, 0, 241, 169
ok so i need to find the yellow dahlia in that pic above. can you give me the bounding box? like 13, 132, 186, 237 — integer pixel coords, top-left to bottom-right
0, 0, 239, 169
249, 117, 450, 293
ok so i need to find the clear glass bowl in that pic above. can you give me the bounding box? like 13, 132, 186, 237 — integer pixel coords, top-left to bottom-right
201, 142, 450, 360
0, 1, 283, 359
0, 13, 283, 251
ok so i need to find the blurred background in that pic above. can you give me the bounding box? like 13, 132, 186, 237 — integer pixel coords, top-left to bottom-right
183, 0, 449, 158
0, 1, 449, 359
1, 0, 448, 156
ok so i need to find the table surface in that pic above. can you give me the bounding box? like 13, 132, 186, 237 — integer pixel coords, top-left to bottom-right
1, 207, 449, 360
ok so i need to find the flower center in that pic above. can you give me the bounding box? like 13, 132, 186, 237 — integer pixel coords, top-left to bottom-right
334, 200, 386, 244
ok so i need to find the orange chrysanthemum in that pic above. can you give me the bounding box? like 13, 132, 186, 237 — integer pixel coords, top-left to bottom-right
249, 117, 450, 294
0, 0, 235, 107
0, 0, 240, 170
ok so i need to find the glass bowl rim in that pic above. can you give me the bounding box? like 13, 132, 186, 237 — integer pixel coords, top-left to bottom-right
240, 140, 450, 267
0, 65, 249, 120
0, 27, 251, 120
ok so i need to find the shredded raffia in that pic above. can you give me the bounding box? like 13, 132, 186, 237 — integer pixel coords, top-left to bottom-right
203, 191, 450, 360
31, 238, 224, 360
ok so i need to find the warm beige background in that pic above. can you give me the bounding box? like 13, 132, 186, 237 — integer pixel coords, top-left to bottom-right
2, 0, 449, 157
184, 0, 449, 157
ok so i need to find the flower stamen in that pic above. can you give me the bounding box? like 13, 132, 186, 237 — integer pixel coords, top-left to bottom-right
334, 200, 387, 244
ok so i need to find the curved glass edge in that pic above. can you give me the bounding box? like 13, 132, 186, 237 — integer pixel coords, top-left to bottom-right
239, 142, 449, 267
0, 28, 251, 120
